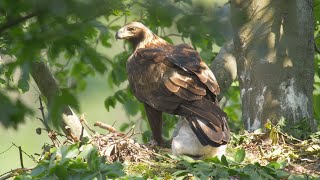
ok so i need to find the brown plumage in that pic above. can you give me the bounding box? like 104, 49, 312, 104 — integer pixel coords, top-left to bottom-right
116, 22, 230, 147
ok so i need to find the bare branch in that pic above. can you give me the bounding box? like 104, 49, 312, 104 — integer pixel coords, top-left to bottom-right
0, 168, 31, 180
80, 114, 97, 134
0, 144, 14, 155
38, 96, 50, 130
94, 121, 125, 136
18, 146, 24, 168
11, 143, 36, 162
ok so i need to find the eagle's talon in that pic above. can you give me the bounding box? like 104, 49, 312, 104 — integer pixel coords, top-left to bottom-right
147, 139, 172, 149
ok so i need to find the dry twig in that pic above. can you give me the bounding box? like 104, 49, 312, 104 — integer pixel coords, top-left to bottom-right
0, 168, 31, 180
80, 114, 97, 134
94, 121, 124, 136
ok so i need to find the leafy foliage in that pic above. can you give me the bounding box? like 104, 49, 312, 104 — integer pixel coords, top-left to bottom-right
169, 155, 290, 180
0, 0, 236, 137
0, 0, 129, 128
14, 140, 319, 180
0, 93, 33, 129
6, 119, 320, 179
14, 143, 126, 179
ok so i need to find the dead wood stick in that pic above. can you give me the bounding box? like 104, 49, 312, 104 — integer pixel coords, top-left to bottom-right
12, 143, 36, 162
38, 96, 50, 130
0, 168, 31, 180
94, 121, 125, 136
18, 146, 24, 168
80, 114, 97, 134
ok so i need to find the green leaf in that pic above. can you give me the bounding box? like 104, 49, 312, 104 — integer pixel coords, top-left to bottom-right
119, 123, 130, 132
220, 155, 229, 167
259, 171, 275, 180
266, 161, 286, 170
249, 171, 262, 180
0, 93, 33, 129
274, 171, 289, 179
48, 88, 79, 128
0, 77, 6, 84
54, 165, 68, 180
124, 98, 140, 116
67, 159, 87, 172
288, 174, 308, 180
100, 32, 112, 47
204, 156, 221, 164
61, 143, 80, 164
18, 63, 30, 93
180, 155, 196, 163
234, 148, 245, 163
18, 77, 30, 93
87, 148, 100, 171
104, 96, 116, 111
78, 144, 96, 159
30, 164, 47, 177
172, 170, 190, 176
101, 162, 125, 178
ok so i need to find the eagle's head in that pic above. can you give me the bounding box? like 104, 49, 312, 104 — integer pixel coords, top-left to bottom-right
115, 22, 152, 41
115, 22, 168, 50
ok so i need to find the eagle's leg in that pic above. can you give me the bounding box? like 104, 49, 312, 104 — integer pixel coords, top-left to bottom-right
144, 103, 163, 146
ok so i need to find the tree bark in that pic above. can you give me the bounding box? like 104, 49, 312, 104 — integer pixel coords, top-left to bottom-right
31, 62, 89, 139
230, 0, 315, 131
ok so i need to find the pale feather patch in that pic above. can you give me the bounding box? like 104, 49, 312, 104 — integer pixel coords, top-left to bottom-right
172, 118, 226, 159
164, 76, 180, 93
169, 72, 206, 96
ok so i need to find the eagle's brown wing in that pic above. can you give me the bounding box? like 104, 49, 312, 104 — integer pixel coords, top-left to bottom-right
136, 44, 220, 101
135, 46, 230, 146
167, 44, 220, 95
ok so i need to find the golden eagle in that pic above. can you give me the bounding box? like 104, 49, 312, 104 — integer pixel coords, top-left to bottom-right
115, 22, 230, 151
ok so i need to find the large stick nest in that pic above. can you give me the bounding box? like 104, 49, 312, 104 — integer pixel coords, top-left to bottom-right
90, 128, 154, 162
82, 119, 160, 163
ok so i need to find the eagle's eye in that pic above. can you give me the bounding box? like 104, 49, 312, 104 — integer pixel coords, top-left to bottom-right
127, 27, 136, 31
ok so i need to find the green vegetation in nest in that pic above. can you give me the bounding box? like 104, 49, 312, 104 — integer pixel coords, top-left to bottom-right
3, 118, 320, 180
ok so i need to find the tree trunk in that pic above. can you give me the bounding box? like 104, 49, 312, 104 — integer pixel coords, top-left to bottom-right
230, 0, 316, 131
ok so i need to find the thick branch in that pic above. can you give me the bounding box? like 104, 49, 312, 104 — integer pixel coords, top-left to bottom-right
0, 12, 37, 34
31, 61, 89, 139
210, 40, 237, 97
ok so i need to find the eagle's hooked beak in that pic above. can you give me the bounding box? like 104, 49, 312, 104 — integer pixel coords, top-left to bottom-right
115, 27, 130, 39
115, 30, 122, 39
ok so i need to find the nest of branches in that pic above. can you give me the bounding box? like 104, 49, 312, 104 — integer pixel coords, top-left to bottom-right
231, 129, 320, 176
43, 114, 160, 163
90, 121, 155, 162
